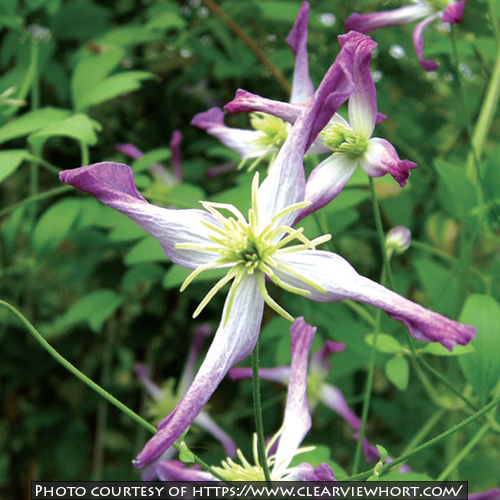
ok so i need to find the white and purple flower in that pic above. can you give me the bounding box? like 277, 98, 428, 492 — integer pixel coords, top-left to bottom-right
156, 318, 336, 481
59, 31, 474, 468
344, 0, 466, 71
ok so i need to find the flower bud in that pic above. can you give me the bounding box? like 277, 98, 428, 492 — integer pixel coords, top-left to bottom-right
386, 226, 411, 255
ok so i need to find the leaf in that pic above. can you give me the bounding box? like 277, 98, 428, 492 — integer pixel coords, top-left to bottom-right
365, 333, 404, 354
458, 295, 500, 405
75, 71, 154, 111
60, 289, 123, 333
435, 159, 477, 220
0, 107, 71, 144
29, 113, 102, 149
376, 444, 388, 463
130, 148, 171, 173
385, 356, 409, 390
71, 47, 126, 108
0, 149, 27, 182
32, 198, 82, 258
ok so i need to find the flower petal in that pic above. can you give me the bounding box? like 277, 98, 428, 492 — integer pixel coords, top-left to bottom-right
320, 383, 361, 431
169, 130, 183, 182
115, 143, 143, 160
273, 317, 315, 477
194, 411, 237, 457
134, 363, 163, 400
442, 1, 465, 24
348, 33, 378, 138
310, 341, 346, 379
291, 462, 336, 481
155, 461, 215, 481
286, 2, 315, 104
345, 4, 433, 33
134, 275, 264, 467
360, 138, 417, 186
297, 153, 358, 222
229, 366, 290, 384
274, 250, 476, 350
224, 89, 304, 124
412, 14, 441, 72
60, 162, 221, 269
191, 107, 272, 158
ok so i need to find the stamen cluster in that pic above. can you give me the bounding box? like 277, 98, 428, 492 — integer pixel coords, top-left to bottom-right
322, 123, 367, 158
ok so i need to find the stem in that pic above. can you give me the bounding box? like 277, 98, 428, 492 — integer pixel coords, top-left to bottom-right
81, 141, 90, 166
368, 177, 395, 290
400, 409, 446, 457
343, 300, 376, 327
252, 340, 272, 482
346, 394, 500, 481
200, 0, 291, 95
0, 186, 72, 218
0, 300, 224, 480
437, 423, 490, 481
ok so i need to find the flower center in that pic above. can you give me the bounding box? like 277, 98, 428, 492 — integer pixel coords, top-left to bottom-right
147, 379, 179, 426
250, 112, 291, 150
175, 173, 331, 324
322, 123, 367, 158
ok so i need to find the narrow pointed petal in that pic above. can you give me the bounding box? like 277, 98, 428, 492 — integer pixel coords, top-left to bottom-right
286, 2, 315, 104
176, 325, 211, 397
134, 276, 264, 467
134, 363, 163, 400
224, 89, 304, 124
360, 138, 417, 187
469, 489, 500, 500
60, 162, 221, 269
191, 107, 271, 158
115, 143, 144, 160
345, 4, 433, 33
194, 411, 237, 457
412, 14, 441, 71
442, 1, 465, 24
273, 317, 315, 476
155, 461, 215, 481
297, 154, 358, 222
348, 34, 378, 138
229, 366, 290, 384
274, 250, 476, 350
320, 383, 361, 431
169, 130, 183, 182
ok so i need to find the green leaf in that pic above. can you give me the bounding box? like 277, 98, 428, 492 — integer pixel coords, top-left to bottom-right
365, 333, 404, 354
71, 47, 126, 108
435, 159, 477, 220
458, 295, 500, 405
75, 71, 154, 111
29, 113, 102, 149
124, 235, 169, 265
60, 289, 123, 333
0, 107, 71, 144
32, 198, 82, 258
385, 356, 409, 390
0, 149, 27, 182
130, 148, 171, 173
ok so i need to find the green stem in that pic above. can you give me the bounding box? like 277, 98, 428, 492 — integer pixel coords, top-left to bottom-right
466, 22, 500, 181
343, 300, 376, 327
25, 154, 61, 175
81, 141, 90, 166
400, 409, 446, 458
0, 300, 224, 480
368, 177, 395, 290
0, 185, 72, 218
346, 394, 500, 481
437, 423, 490, 481
252, 341, 272, 482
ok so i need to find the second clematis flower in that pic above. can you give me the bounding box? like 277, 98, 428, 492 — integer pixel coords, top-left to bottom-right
224, 30, 416, 220
344, 0, 466, 71
60, 32, 474, 468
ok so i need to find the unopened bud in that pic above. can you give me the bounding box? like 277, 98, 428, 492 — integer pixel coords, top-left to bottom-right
386, 226, 411, 255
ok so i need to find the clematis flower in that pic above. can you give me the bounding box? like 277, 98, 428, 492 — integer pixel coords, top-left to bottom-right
190, 2, 312, 170
156, 318, 336, 481
116, 130, 183, 186
60, 31, 474, 468
230, 337, 383, 464
134, 324, 236, 459
344, 0, 466, 71
224, 33, 416, 220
